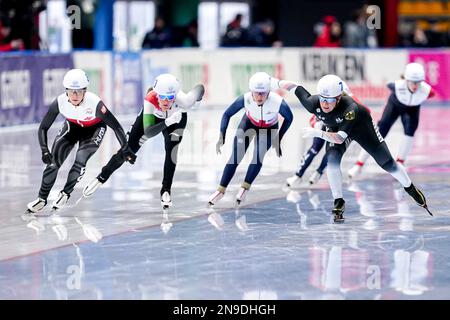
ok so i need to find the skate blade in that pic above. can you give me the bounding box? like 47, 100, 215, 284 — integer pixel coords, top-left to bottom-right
423, 205, 433, 216
333, 217, 345, 223
33, 211, 55, 217
82, 192, 90, 198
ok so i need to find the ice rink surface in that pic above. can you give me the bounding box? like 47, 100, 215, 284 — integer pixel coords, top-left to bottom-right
0, 106, 449, 299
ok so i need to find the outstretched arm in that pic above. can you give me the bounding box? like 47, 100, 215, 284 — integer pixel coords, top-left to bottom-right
96, 102, 127, 148
302, 127, 348, 144
270, 78, 299, 92
272, 78, 316, 111
142, 100, 183, 139
38, 99, 60, 154
302, 105, 358, 145
294, 85, 317, 111
175, 84, 205, 110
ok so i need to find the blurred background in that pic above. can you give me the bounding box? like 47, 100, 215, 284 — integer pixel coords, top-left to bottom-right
1, 0, 449, 52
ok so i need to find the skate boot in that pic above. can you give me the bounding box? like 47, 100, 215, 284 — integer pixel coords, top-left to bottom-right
83, 178, 104, 198
26, 197, 47, 213
332, 198, 345, 223
208, 188, 225, 207
348, 162, 364, 179
52, 191, 70, 210
308, 171, 322, 185
236, 187, 249, 206
404, 184, 433, 216
286, 174, 302, 188
161, 191, 172, 209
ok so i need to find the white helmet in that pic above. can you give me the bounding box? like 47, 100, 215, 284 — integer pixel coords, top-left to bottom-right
63, 69, 89, 89
249, 72, 271, 93
153, 73, 180, 96
404, 62, 425, 82
317, 74, 343, 98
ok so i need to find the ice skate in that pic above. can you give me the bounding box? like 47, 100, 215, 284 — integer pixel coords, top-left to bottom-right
208, 190, 224, 207
236, 187, 248, 206
161, 191, 172, 210
52, 191, 70, 211
83, 178, 103, 198
286, 174, 302, 188
404, 184, 433, 216
26, 197, 47, 214
332, 198, 345, 223
308, 171, 322, 185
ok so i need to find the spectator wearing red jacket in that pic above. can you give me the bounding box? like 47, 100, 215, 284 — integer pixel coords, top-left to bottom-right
313, 15, 341, 47
0, 16, 24, 52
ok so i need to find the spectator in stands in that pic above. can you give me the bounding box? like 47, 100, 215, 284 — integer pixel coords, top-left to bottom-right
313, 15, 341, 47
401, 20, 448, 48
0, 16, 24, 52
246, 19, 282, 47
182, 20, 199, 47
342, 10, 366, 47
342, 8, 378, 48
142, 17, 172, 49
426, 20, 447, 47
411, 23, 428, 47
221, 13, 247, 47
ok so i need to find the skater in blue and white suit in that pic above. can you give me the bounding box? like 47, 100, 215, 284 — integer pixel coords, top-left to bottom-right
208, 72, 293, 206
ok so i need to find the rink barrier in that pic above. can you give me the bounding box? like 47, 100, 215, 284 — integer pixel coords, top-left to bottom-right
1, 48, 449, 127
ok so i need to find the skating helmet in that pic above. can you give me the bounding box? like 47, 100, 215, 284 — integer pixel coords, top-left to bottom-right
317, 74, 343, 98
153, 73, 180, 99
249, 72, 271, 93
63, 69, 89, 89
404, 62, 425, 82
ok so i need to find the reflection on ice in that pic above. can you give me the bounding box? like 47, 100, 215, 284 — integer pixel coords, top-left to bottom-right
0, 108, 449, 299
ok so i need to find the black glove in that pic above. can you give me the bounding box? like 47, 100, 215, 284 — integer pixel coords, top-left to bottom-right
121, 146, 137, 164
42, 150, 53, 165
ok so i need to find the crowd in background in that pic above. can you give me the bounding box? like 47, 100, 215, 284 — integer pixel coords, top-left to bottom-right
220, 14, 282, 47
398, 19, 450, 47
313, 4, 449, 48
141, 17, 199, 49
140, 15, 282, 49
0, 0, 44, 52
1, 0, 449, 52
